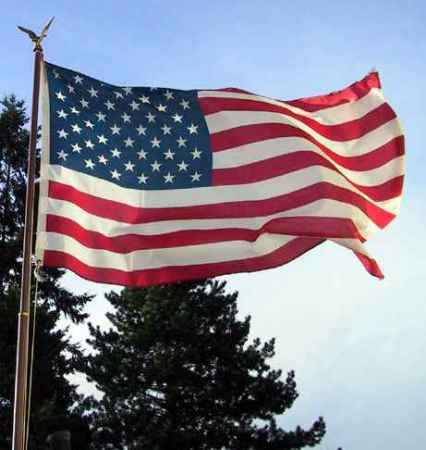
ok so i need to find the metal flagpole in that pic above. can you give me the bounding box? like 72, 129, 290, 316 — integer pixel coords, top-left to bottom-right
13, 18, 54, 450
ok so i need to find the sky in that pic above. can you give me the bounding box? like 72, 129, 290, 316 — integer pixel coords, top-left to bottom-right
2, 1, 426, 449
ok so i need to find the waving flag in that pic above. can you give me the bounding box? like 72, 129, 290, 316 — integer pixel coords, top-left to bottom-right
35, 62, 404, 286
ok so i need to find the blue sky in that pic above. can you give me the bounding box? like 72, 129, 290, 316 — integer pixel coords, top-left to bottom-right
2, 1, 426, 449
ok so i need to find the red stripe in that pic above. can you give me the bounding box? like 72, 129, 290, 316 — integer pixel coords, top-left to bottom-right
200, 99, 394, 142
354, 250, 384, 279
353, 175, 403, 202
206, 72, 381, 113
46, 214, 365, 253
42, 236, 325, 287
211, 119, 399, 155
213, 151, 403, 202
214, 134, 403, 172
211, 122, 403, 172
329, 136, 404, 171
48, 180, 395, 228
285, 72, 381, 112
210, 87, 253, 94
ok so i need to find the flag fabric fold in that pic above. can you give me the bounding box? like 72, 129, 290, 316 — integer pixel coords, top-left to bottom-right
35, 62, 404, 286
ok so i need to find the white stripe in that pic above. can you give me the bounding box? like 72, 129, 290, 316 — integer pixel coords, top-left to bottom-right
213, 134, 400, 171
377, 196, 402, 215
45, 197, 379, 239
213, 137, 322, 169
207, 110, 402, 158
198, 87, 385, 125
213, 137, 403, 187
331, 237, 373, 258
214, 137, 321, 168
40, 232, 296, 271
35, 62, 51, 262
45, 164, 400, 212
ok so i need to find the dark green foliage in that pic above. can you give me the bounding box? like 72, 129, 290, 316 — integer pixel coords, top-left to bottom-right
0, 96, 92, 448
0, 95, 331, 449
85, 280, 326, 450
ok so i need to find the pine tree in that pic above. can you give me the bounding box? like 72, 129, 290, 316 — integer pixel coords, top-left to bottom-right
0, 96, 92, 448
85, 280, 326, 450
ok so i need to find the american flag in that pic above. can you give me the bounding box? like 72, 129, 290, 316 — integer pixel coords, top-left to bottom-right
35, 62, 404, 286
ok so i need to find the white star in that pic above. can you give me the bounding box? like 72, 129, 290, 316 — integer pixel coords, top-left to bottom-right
84, 120, 94, 129
150, 160, 162, 172
121, 112, 131, 123
84, 159, 95, 170
172, 113, 183, 123
138, 173, 149, 184
88, 87, 98, 97
164, 172, 175, 183
74, 75, 83, 84
98, 154, 109, 165
71, 143, 82, 153
98, 134, 108, 144
124, 137, 134, 147
163, 149, 175, 160
105, 100, 115, 110
161, 124, 172, 135
114, 91, 124, 99
191, 171, 202, 182
80, 99, 89, 108
156, 104, 167, 112
150, 137, 161, 148
57, 149, 68, 160
129, 100, 140, 111
110, 124, 121, 135
111, 148, 121, 158
146, 112, 156, 123
137, 149, 148, 160
67, 84, 75, 93
187, 123, 199, 135
96, 112, 106, 122
122, 87, 133, 95
177, 160, 189, 171
71, 124, 82, 134
124, 161, 135, 172
56, 91, 66, 102
177, 136, 187, 148
58, 129, 68, 139
164, 90, 174, 100
139, 95, 150, 104
136, 125, 147, 136
57, 109, 68, 119
85, 139, 94, 149
53, 70, 60, 79
70, 106, 80, 115
111, 169, 121, 180
180, 99, 190, 110
191, 147, 202, 159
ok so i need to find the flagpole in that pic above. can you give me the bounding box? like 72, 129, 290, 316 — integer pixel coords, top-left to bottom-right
13, 19, 53, 450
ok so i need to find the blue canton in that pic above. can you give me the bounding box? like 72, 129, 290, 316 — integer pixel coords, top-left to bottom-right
46, 62, 212, 190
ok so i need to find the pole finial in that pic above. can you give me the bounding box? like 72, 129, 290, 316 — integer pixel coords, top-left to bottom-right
17, 17, 54, 51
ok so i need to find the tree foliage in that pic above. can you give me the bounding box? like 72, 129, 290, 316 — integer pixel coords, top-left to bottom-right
0, 96, 92, 448
0, 95, 331, 449
85, 280, 326, 450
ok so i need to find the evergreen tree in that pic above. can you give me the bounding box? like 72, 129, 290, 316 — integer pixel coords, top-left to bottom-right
85, 280, 326, 450
0, 96, 92, 448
